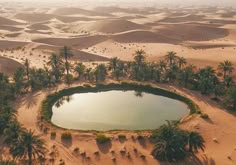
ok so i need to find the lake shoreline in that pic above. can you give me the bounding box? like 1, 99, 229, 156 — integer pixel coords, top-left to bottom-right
41, 82, 198, 132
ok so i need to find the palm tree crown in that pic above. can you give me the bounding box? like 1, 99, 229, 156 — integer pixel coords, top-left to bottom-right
165, 51, 177, 66
10, 130, 46, 165
218, 60, 234, 77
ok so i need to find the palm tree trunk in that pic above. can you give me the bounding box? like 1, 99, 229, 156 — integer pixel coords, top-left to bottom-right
26, 68, 29, 81
66, 64, 69, 76
189, 143, 193, 153
28, 149, 32, 165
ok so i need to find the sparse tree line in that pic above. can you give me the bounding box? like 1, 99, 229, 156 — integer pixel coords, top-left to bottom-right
0, 46, 235, 164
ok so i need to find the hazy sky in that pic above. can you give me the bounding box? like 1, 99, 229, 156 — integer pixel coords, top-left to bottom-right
1, 0, 236, 7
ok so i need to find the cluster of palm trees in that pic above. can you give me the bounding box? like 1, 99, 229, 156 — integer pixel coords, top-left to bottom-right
0, 68, 46, 164
0, 110, 45, 164
10, 47, 236, 109
151, 121, 205, 162
3, 46, 235, 101
0, 46, 235, 163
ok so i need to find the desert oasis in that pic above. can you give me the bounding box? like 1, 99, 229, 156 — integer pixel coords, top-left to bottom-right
0, 0, 236, 164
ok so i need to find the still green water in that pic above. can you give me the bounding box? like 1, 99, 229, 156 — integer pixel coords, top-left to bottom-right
52, 90, 189, 131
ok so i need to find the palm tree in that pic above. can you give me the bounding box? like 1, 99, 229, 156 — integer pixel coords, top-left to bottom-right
218, 60, 234, 78
13, 68, 24, 94
0, 107, 12, 134
151, 121, 205, 162
74, 62, 86, 80
4, 121, 23, 145
64, 61, 73, 84
10, 130, 46, 165
60, 46, 73, 75
187, 131, 205, 153
151, 140, 168, 161
179, 64, 195, 87
151, 121, 187, 162
113, 61, 125, 80
154, 68, 162, 82
0, 160, 16, 165
177, 57, 187, 69
109, 57, 120, 72
165, 64, 179, 82
197, 66, 216, 94
159, 60, 167, 72
226, 86, 236, 110
94, 64, 107, 82
165, 51, 177, 66
224, 75, 234, 88
131, 50, 146, 80
47, 53, 64, 82
84, 68, 92, 81
133, 49, 145, 67
24, 59, 30, 81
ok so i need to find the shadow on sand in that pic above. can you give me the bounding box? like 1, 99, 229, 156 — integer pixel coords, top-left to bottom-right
158, 155, 215, 165
96, 141, 112, 154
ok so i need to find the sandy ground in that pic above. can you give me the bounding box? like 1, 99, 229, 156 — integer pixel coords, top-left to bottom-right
0, 4, 236, 165
0, 56, 23, 76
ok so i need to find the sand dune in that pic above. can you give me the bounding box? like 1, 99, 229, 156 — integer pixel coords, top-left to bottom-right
0, 56, 23, 76
118, 15, 147, 20
22, 7, 36, 12
25, 30, 52, 35
157, 24, 229, 41
5, 33, 21, 37
184, 42, 236, 49
94, 6, 153, 15
167, 12, 188, 17
15, 13, 55, 22
0, 16, 23, 25
207, 19, 236, 25
111, 30, 180, 43
0, 40, 29, 49
65, 19, 147, 34
220, 12, 236, 18
15, 13, 97, 23
35, 44, 109, 62
0, 25, 22, 32
52, 7, 112, 17
72, 50, 109, 61
56, 16, 96, 23
28, 23, 50, 30
159, 14, 205, 23
33, 35, 108, 49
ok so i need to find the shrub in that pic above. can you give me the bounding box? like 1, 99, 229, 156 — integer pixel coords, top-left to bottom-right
51, 132, 56, 138
118, 134, 126, 141
200, 113, 209, 119
61, 132, 72, 141
120, 149, 126, 155
112, 157, 116, 162
94, 151, 99, 155
73, 147, 79, 153
140, 154, 146, 160
137, 135, 144, 141
96, 134, 110, 144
